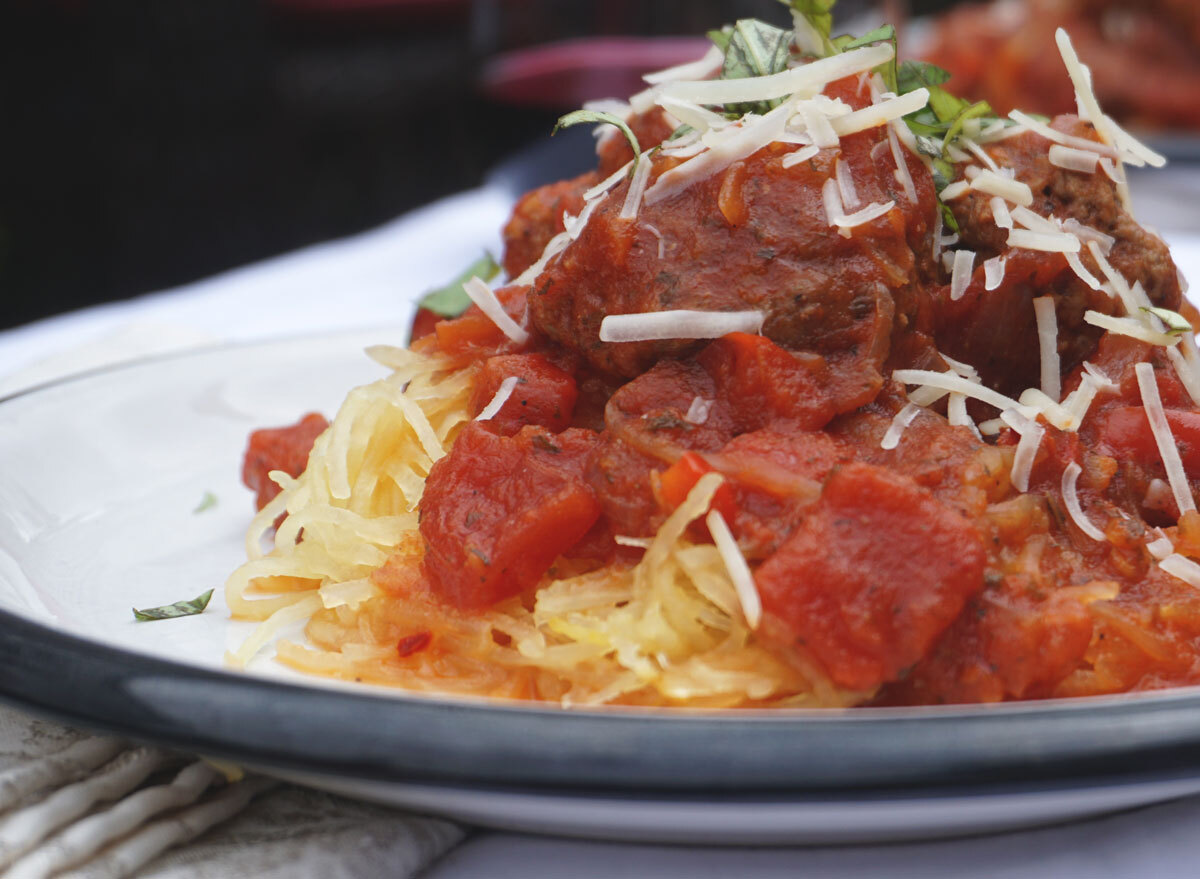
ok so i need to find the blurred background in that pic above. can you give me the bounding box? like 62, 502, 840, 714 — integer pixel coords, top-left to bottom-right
3, 0, 1198, 331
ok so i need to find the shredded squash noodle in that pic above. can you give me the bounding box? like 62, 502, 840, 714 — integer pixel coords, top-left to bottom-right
226, 350, 852, 706
225, 5, 1200, 709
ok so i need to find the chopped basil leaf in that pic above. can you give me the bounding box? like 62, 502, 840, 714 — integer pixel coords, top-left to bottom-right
941, 100, 993, 152
1142, 306, 1194, 335
554, 109, 641, 161
781, 0, 837, 53
707, 26, 733, 54
897, 60, 951, 95
417, 252, 500, 318
722, 19, 792, 80
666, 124, 695, 142
133, 589, 214, 622
832, 23, 898, 89
193, 491, 218, 514
719, 19, 793, 116
940, 201, 960, 234
929, 157, 956, 192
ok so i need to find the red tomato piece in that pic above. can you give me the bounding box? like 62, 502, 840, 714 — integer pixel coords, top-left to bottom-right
471, 353, 578, 435
659, 451, 738, 523
420, 423, 601, 609
697, 333, 837, 432
242, 413, 329, 510
755, 462, 986, 692
1097, 406, 1200, 473
425, 286, 529, 358
409, 307, 441, 342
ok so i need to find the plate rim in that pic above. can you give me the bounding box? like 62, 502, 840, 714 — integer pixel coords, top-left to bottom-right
5, 334, 1200, 794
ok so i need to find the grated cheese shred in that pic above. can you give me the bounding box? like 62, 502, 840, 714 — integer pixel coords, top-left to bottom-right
1062, 462, 1106, 541
1135, 362, 1196, 515
599, 310, 764, 343
463, 277, 530, 345
475, 376, 519, 422
1032, 297, 1061, 402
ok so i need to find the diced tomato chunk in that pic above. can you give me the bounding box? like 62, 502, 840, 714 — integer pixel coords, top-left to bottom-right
755, 462, 985, 692
659, 451, 738, 523
423, 286, 529, 358
471, 353, 578, 435
697, 333, 837, 432
420, 423, 601, 609
1097, 406, 1200, 474
409, 307, 441, 342
242, 413, 329, 510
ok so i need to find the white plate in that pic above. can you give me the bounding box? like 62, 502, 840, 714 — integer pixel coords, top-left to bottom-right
6, 329, 1200, 844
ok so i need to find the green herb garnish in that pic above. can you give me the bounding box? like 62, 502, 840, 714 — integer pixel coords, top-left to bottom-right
553, 109, 642, 161
193, 491, 218, 514
417, 252, 500, 319
782, 0, 838, 56
716, 19, 794, 116
1142, 307, 1194, 335
133, 589, 214, 622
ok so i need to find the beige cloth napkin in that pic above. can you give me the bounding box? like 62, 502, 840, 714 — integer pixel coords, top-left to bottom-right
0, 705, 465, 879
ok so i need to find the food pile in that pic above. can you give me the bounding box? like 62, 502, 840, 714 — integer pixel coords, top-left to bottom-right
920, 0, 1200, 130
230, 3, 1200, 708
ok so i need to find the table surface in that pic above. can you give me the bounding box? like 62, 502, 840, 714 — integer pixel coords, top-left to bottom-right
4, 167, 1200, 878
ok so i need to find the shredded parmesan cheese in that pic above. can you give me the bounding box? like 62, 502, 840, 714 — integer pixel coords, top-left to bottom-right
684, 396, 714, 425
1049, 145, 1100, 173
1033, 296, 1061, 402
644, 223, 666, 259
946, 393, 981, 438
990, 197, 1013, 229
960, 138, 1000, 173
835, 158, 859, 210
1135, 361, 1196, 515
1083, 310, 1180, 347
1147, 531, 1174, 560
881, 403, 922, 450
939, 180, 970, 201
463, 277, 530, 345
644, 102, 792, 206
1062, 461, 1106, 541
950, 250, 975, 301
984, 255, 1006, 290
599, 310, 764, 343
1168, 341, 1200, 407
511, 230, 571, 287
781, 144, 820, 168
1065, 251, 1104, 291
658, 43, 894, 106
475, 376, 519, 422
1054, 29, 1112, 141
1008, 109, 1118, 157
800, 104, 840, 149
620, 154, 653, 220
584, 160, 633, 201
706, 509, 761, 629
892, 369, 1023, 413
1000, 409, 1044, 493
1160, 554, 1200, 589
970, 170, 1033, 206
887, 122, 917, 203
642, 44, 725, 84
829, 88, 929, 136
1007, 228, 1082, 253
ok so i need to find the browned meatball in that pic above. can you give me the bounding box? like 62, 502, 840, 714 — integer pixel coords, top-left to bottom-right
529, 119, 939, 415
501, 171, 597, 280
938, 115, 1181, 395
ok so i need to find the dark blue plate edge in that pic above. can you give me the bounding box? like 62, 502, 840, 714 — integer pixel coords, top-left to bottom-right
3, 335, 1200, 794
6, 604, 1200, 795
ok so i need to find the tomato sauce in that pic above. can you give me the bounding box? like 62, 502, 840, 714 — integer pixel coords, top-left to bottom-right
245, 77, 1200, 705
